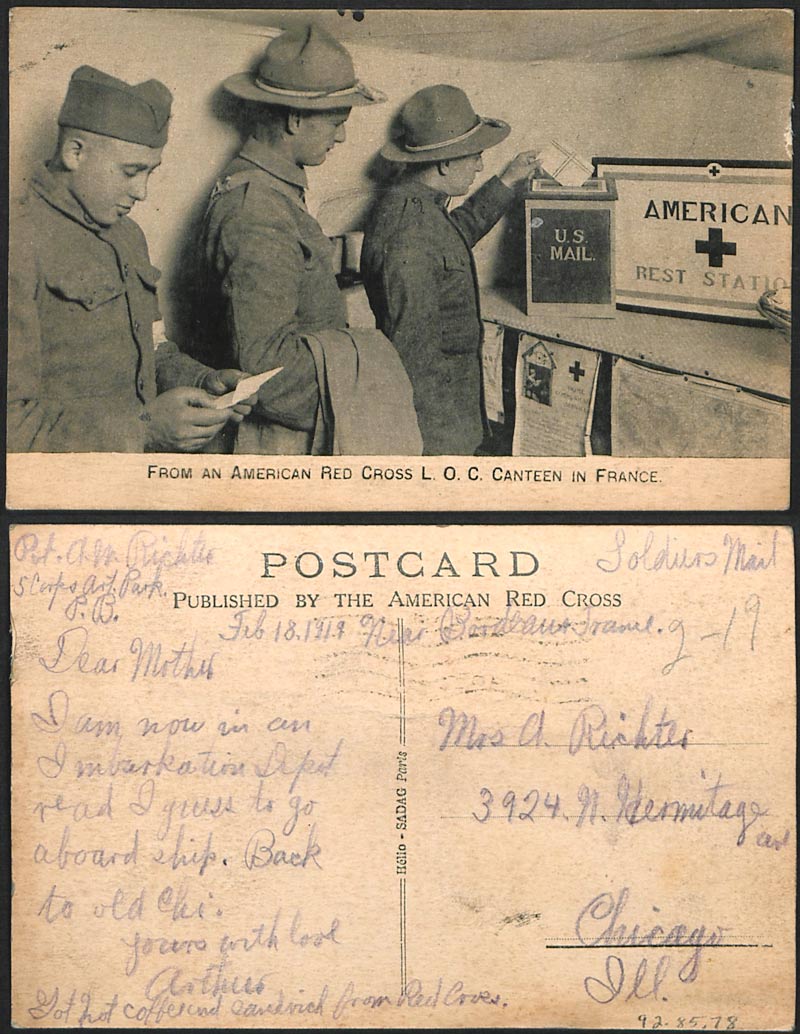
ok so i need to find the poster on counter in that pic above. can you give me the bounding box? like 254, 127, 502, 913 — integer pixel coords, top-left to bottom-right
611, 358, 791, 457
481, 321, 506, 424
513, 334, 600, 456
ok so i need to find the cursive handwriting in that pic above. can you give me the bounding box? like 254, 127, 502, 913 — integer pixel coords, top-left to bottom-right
569, 697, 691, 755
130, 637, 217, 682
616, 770, 768, 845
360, 614, 426, 649
722, 531, 778, 575
439, 605, 655, 644
597, 528, 780, 577
125, 530, 215, 571
583, 952, 670, 1005
39, 626, 121, 675
576, 886, 726, 985
597, 529, 719, 575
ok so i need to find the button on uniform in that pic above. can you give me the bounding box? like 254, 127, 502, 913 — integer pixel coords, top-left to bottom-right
7, 65, 214, 453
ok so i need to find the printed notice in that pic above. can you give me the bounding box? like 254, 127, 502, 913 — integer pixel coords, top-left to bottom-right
9, 524, 795, 1029
481, 321, 506, 425
513, 334, 600, 456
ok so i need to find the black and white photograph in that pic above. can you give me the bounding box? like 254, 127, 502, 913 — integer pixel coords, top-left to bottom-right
6, 7, 793, 509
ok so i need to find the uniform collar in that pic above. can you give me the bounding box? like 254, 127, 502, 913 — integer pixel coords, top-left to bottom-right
30, 161, 109, 234
239, 137, 308, 194
393, 175, 450, 209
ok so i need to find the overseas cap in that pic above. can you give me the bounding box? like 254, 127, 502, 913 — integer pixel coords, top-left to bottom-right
58, 65, 172, 148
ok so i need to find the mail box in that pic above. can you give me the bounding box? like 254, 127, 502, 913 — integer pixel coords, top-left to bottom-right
524, 176, 617, 318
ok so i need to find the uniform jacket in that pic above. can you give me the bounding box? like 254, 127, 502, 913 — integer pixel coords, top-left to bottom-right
195, 137, 348, 454
304, 328, 422, 456
8, 163, 209, 452
360, 175, 513, 455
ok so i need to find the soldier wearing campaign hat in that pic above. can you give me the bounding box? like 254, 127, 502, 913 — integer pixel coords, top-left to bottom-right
361, 85, 541, 456
192, 24, 385, 454
9, 65, 254, 453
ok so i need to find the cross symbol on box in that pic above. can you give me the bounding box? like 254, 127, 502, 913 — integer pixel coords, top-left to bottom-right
695, 227, 737, 268
569, 360, 586, 382
707, 163, 722, 177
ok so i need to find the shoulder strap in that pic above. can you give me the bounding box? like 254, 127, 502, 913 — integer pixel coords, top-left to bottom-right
206, 170, 256, 211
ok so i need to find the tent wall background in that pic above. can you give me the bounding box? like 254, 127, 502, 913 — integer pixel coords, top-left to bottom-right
9, 8, 793, 344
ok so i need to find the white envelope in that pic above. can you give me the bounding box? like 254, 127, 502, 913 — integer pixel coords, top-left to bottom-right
536, 141, 594, 187
208, 366, 283, 409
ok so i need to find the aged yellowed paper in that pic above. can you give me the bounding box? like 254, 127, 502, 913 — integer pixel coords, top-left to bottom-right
7, 8, 792, 511
5, 455, 792, 512
10, 524, 795, 1028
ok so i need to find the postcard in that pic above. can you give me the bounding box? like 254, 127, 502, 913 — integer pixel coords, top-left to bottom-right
6, 7, 792, 511
10, 523, 795, 1028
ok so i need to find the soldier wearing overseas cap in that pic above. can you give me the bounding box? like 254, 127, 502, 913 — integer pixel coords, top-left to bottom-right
361, 85, 541, 456
192, 24, 385, 454
8, 65, 255, 453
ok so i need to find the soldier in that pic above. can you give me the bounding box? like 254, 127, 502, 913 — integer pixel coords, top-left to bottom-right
195, 24, 384, 454
361, 85, 540, 455
9, 65, 253, 453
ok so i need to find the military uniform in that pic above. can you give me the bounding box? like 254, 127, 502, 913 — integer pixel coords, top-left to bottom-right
196, 22, 383, 454
361, 175, 513, 455
8, 164, 210, 452
196, 139, 348, 454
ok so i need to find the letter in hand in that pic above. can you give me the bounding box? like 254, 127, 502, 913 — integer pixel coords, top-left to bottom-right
499, 150, 542, 190
201, 369, 259, 422
143, 387, 231, 452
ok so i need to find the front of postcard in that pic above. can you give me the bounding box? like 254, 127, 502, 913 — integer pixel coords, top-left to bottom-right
6, 7, 792, 511
10, 524, 795, 1028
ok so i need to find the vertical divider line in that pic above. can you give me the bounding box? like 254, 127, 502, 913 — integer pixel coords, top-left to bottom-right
400, 878, 407, 992
397, 618, 406, 746
397, 617, 407, 993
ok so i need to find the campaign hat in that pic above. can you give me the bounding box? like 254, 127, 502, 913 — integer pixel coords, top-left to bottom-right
381, 84, 509, 163
58, 65, 172, 148
223, 24, 384, 109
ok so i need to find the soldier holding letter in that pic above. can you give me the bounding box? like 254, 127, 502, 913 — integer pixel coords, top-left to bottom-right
8, 66, 255, 453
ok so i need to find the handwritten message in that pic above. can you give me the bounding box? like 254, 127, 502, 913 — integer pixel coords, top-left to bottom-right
10, 526, 794, 1029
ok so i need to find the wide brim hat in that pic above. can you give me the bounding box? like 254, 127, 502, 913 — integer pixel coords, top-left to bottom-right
381, 84, 510, 163
224, 23, 384, 109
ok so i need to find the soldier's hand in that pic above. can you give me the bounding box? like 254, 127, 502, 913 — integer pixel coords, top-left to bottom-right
201, 368, 258, 422
499, 150, 542, 188
144, 387, 230, 452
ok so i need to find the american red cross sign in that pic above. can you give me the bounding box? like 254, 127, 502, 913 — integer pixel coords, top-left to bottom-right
695, 227, 737, 268
593, 159, 791, 323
